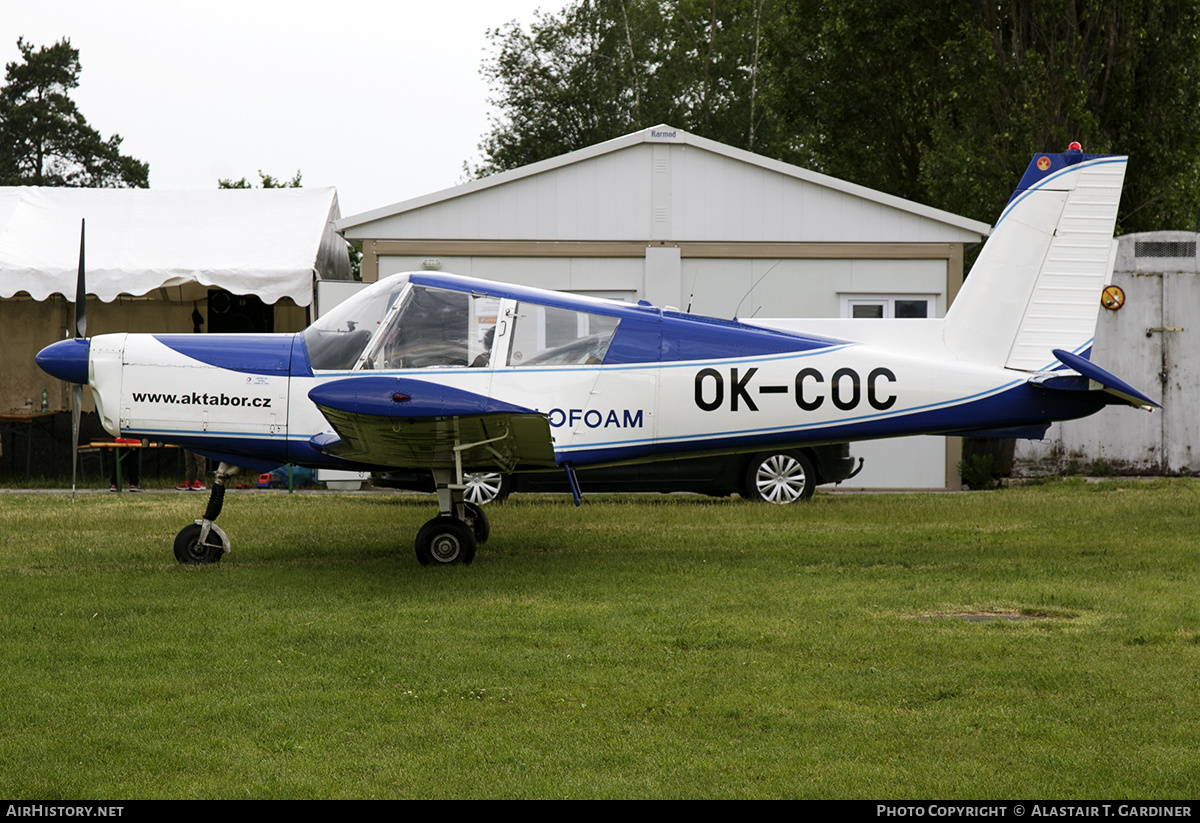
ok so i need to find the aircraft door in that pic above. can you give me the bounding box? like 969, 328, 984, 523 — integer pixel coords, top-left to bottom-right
496, 300, 657, 463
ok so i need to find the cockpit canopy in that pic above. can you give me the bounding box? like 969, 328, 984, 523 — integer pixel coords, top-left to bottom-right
303, 274, 621, 372
304, 275, 410, 370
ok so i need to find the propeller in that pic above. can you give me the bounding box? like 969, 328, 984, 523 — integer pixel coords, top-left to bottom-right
71, 219, 85, 502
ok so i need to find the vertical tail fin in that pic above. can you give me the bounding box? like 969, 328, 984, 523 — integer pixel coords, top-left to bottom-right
944, 150, 1127, 371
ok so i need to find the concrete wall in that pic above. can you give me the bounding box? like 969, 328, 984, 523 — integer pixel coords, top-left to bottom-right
1015, 232, 1200, 476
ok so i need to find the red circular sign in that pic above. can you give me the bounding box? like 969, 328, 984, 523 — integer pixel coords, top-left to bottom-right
1101, 285, 1125, 310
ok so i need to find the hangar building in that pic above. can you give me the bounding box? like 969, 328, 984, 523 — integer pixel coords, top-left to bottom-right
337, 125, 991, 490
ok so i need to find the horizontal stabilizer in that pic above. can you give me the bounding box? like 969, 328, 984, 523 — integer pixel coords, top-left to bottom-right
1031, 349, 1159, 410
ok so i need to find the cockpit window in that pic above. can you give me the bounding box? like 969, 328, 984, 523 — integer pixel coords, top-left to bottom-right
304, 275, 409, 370
506, 303, 619, 366
359, 285, 499, 371
304, 277, 499, 372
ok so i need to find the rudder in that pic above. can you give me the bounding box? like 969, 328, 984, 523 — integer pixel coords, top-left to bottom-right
944, 149, 1127, 371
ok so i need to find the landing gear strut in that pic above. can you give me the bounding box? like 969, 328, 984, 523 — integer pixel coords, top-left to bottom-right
414, 427, 509, 565
414, 466, 490, 566
173, 462, 237, 564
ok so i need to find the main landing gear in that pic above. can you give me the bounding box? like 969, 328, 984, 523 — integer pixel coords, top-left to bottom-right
170, 455, 493, 567
414, 467, 489, 566
173, 462, 237, 564
412, 428, 513, 566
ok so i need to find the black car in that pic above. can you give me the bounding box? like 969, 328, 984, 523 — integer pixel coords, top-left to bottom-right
374, 443, 861, 505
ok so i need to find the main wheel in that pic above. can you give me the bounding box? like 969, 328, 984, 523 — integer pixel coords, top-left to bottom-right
462, 472, 510, 505
415, 516, 477, 566
173, 523, 224, 564
463, 502, 490, 544
742, 451, 816, 504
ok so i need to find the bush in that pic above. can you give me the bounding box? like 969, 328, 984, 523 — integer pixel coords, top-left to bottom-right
958, 454, 997, 490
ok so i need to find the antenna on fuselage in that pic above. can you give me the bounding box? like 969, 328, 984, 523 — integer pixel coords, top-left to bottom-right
732, 259, 783, 320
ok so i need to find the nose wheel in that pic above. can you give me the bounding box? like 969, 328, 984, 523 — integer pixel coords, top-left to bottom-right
173, 462, 236, 564
174, 521, 227, 564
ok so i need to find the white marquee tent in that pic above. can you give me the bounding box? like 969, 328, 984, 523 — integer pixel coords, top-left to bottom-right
1, 186, 352, 414
0, 186, 350, 306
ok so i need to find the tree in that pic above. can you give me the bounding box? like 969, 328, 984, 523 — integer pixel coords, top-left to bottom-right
766, 0, 1200, 232
766, 0, 962, 204
217, 169, 303, 189
473, 0, 786, 176
476, 0, 1200, 233
0, 37, 148, 187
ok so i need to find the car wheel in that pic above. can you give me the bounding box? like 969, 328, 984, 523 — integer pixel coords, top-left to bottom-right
462, 472, 510, 505
742, 451, 816, 504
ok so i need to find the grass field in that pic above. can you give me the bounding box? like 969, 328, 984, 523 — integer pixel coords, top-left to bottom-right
1, 480, 1198, 799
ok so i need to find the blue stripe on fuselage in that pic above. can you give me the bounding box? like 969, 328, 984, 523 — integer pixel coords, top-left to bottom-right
554, 380, 1107, 466
153, 334, 296, 375
125, 378, 1107, 473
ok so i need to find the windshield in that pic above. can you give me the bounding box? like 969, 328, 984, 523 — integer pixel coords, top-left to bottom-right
304, 276, 502, 371
303, 275, 410, 370
359, 284, 500, 370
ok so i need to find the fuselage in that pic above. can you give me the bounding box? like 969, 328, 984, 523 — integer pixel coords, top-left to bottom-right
38, 272, 1109, 474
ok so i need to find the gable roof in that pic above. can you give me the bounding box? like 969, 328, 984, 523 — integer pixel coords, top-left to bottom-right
0, 186, 351, 306
338, 125, 991, 243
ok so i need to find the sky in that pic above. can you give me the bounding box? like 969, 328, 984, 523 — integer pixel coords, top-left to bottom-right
2, 0, 556, 218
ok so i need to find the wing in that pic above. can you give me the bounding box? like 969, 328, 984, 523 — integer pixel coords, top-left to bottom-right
307, 376, 558, 470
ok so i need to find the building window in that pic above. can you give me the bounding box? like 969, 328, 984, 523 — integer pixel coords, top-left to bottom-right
842, 295, 933, 319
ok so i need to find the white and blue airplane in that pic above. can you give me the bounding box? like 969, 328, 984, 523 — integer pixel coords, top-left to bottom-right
37, 147, 1155, 566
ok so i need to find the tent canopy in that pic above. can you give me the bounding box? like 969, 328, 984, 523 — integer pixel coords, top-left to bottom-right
0, 186, 351, 306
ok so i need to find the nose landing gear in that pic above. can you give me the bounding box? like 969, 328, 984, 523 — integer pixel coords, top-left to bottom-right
173, 462, 237, 564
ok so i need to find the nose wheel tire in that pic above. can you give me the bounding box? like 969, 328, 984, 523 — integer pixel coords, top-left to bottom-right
415, 516, 477, 566
173, 523, 225, 564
